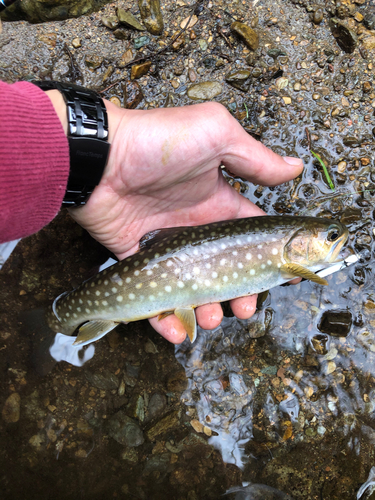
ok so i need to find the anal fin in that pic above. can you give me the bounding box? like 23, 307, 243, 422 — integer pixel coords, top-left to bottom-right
73, 320, 118, 347
174, 307, 197, 343
281, 263, 328, 286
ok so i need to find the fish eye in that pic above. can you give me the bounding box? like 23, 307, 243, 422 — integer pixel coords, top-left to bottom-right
327, 225, 341, 242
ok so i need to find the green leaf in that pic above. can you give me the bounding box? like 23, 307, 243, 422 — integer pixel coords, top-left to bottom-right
311, 150, 335, 192
243, 103, 249, 120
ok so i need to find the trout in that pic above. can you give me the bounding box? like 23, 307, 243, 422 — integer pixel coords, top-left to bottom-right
47, 216, 354, 346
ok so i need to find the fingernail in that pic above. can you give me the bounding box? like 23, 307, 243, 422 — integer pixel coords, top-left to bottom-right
283, 156, 303, 166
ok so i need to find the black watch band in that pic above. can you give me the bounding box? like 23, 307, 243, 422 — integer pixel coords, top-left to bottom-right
33, 80, 110, 207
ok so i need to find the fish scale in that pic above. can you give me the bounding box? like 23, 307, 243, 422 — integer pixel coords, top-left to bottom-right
47, 215, 352, 346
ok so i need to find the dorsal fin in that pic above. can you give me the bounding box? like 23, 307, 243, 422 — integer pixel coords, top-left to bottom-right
139, 226, 191, 249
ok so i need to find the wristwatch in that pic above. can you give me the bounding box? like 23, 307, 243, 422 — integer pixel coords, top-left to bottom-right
33, 80, 110, 207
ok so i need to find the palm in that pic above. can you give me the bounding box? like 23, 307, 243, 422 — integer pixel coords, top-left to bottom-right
69, 102, 302, 343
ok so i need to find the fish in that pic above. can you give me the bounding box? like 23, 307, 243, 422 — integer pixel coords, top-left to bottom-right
46, 215, 355, 346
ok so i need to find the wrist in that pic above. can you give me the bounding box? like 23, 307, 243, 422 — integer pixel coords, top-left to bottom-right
45, 89, 69, 136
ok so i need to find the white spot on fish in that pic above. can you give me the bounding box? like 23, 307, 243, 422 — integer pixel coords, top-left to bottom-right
233, 272, 238, 279
154, 253, 160, 258
177, 281, 184, 288
185, 273, 192, 280
66, 312, 70, 317
134, 270, 140, 276
105, 292, 110, 297
232, 250, 238, 256
85, 308, 90, 314
257, 245, 263, 249
212, 271, 218, 278
149, 295, 155, 301
247, 236, 252, 242
102, 300, 108, 306
112, 287, 117, 293
238, 262, 243, 269
165, 286, 172, 292
161, 273, 167, 278
246, 253, 252, 260
206, 263, 211, 269
272, 248, 278, 255
150, 282, 157, 288
220, 259, 226, 266
204, 280, 210, 286
243, 277, 247, 282
193, 249, 199, 256
257, 254, 262, 259
147, 270, 153, 276
223, 276, 228, 282
220, 243, 226, 250
79, 299, 83, 305
136, 283, 142, 289
143, 258, 150, 264
192, 284, 198, 291
95, 290, 100, 296
104, 280, 109, 286
117, 296, 123, 302
129, 293, 135, 300
277, 263, 282, 268
88, 300, 92, 306
267, 260, 272, 265
167, 260, 173, 266
126, 277, 131, 283
193, 267, 200, 275
261, 264, 266, 269
250, 269, 255, 275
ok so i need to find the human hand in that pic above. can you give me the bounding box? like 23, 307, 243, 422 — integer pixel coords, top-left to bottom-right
67, 101, 303, 344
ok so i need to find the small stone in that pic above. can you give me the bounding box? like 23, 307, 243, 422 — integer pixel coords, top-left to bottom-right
172, 34, 185, 51
72, 37, 81, 48
131, 61, 152, 79
101, 15, 119, 30
203, 426, 212, 436
231, 21, 259, 51
171, 79, 180, 89
324, 361, 336, 375
180, 15, 198, 29
187, 81, 223, 100
29, 434, 44, 450
139, 0, 164, 36
310, 334, 329, 355
145, 339, 158, 354
37, 33, 57, 47
282, 96, 292, 105
313, 8, 324, 25
2, 392, 20, 423
361, 157, 370, 165
118, 48, 136, 68
110, 96, 121, 107
225, 70, 251, 92
312, 93, 321, 100
117, 8, 145, 31
102, 65, 114, 83
343, 136, 360, 147
134, 35, 150, 49
318, 310, 352, 337
275, 76, 289, 90
329, 18, 358, 53
341, 96, 350, 107
363, 81, 372, 93
354, 12, 364, 22
113, 29, 130, 40
198, 39, 208, 51
124, 80, 144, 109
188, 69, 197, 82
293, 82, 301, 91
190, 419, 204, 433
190, 30, 197, 40
108, 412, 144, 447
85, 54, 103, 70
337, 161, 347, 172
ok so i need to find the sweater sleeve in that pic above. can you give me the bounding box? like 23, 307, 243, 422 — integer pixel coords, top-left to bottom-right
0, 81, 70, 243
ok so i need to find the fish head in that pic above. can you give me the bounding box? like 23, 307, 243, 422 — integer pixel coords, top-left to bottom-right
284, 218, 351, 268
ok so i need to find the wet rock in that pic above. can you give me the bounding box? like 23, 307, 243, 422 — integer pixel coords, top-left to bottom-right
1, 0, 112, 23
340, 207, 362, 225
138, 0, 164, 36
113, 28, 130, 40
145, 393, 166, 422
231, 21, 259, 50
121, 447, 138, 462
329, 18, 358, 53
225, 70, 251, 91
146, 410, 180, 440
180, 15, 198, 30
310, 334, 330, 355
116, 8, 145, 31
364, 7, 375, 30
167, 369, 187, 392
134, 35, 150, 49
107, 411, 144, 447
343, 136, 360, 147
187, 81, 223, 100
118, 48, 136, 68
71, 37, 81, 48
188, 69, 197, 82
109, 96, 121, 107
101, 15, 119, 30
2, 392, 20, 423
123, 81, 144, 109
131, 61, 152, 79
85, 370, 119, 391
85, 53, 103, 70
312, 8, 324, 25
318, 310, 352, 337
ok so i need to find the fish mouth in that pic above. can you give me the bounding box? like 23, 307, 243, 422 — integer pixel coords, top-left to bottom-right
326, 232, 351, 263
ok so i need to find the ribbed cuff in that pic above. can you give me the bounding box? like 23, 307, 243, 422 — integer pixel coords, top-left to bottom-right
0, 81, 70, 243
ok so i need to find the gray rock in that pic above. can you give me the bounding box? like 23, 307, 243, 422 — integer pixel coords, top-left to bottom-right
138, 0, 164, 36
85, 370, 119, 390
225, 70, 251, 92
101, 15, 119, 30
187, 81, 223, 100
145, 393, 166, 422
116, 8, 145, 31
108, 411, 144, 447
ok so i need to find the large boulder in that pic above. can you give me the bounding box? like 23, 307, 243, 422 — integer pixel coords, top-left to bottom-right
1, 0, 112, 23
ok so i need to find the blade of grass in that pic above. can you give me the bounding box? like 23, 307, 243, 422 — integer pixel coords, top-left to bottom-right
311, 150, 335, 192
243, 103, 249, 120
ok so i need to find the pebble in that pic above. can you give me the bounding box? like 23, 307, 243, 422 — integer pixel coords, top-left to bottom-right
29, 434, 44, 450
190, 419, 204, 433
312, 8, 324, 25
275, 77, 289, 91
363, 81, 372, 93
118, 48, 136, 68
198, 39, 208, 51
2, 392, 21, 423
188, 69, 197, 82
225, 70, 251, 92
131, 61, 152, 79
312, 93, 321, 100
110, 96, 121, 107
101, 15, 119, 31
85, 54, 103, 70
187, 81, 223, 100
134, 36, 150, 49
329, 17, 358, 53
139, 0, 164, 36
113, 29, 129, 40
293, 82, 301, 91
282, 96, 292, 105
324, 361, 336, 375
72, 37, 81, 48
108, 412, 144, 447
231, 21, 259, 51
146, 410, 180, 440
180, 15, 198, 30
171, 79, 180, 89
337, 161, 347, 172
117, 8, 145, 31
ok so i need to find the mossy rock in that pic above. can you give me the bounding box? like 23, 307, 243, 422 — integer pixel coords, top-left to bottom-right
1, 0, 112, 23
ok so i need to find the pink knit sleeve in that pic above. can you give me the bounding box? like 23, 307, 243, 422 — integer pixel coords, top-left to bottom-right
0, 81, 70, 243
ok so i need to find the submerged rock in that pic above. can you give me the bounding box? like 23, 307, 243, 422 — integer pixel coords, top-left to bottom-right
318, 310, 352, 337
187, 81, 223, 100
225, 70, 251, 92
329, 18, 358, 53
131, 61, 152, 79
108, 411, 144, 447
231, 21, 259, 51
138, 0, 164, 36
2, 392, 20, 423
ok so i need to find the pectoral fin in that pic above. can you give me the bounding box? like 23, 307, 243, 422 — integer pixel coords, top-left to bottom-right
73, 320, 118, 346
174, 307, 197, 343
281, 263, 328, 286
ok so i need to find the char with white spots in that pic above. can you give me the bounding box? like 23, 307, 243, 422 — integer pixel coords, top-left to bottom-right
48, 216, 352, 346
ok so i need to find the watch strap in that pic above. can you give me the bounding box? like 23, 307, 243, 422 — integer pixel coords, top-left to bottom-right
33, 80, 110, 207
